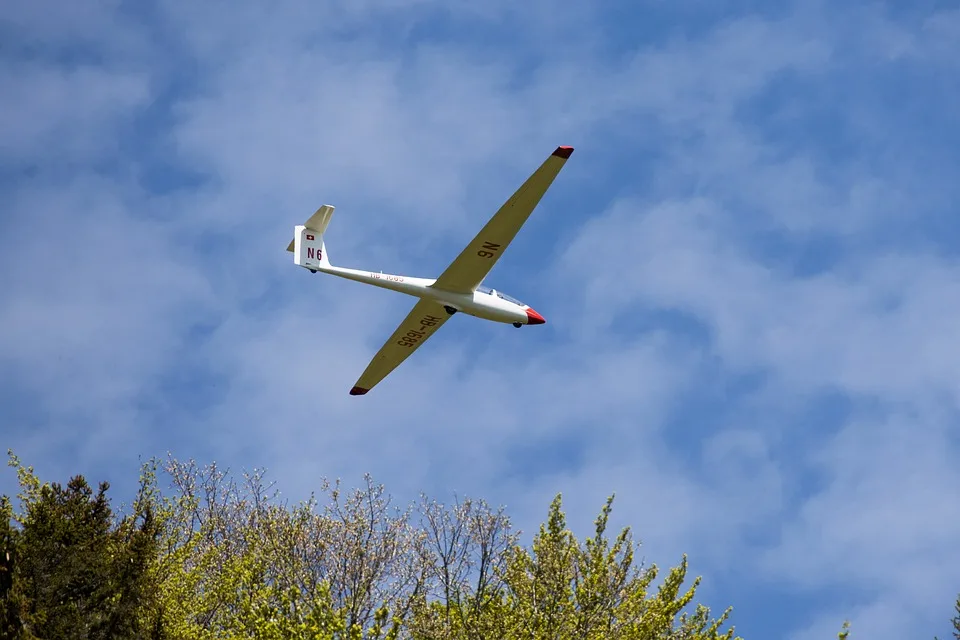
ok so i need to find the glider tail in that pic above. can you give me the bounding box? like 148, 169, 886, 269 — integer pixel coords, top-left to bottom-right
288, 205, 335, 270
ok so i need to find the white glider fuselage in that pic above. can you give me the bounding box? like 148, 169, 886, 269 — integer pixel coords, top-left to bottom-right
306, 263, 543, 326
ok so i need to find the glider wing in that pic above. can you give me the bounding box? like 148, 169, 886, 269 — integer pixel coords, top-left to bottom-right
350, 299, 451, 395
430, 146, 573, 294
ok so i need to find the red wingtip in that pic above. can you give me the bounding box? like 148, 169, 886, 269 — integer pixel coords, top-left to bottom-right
349, 386, 368, 396
552, 145, 574, 159
526, 308, 546, 325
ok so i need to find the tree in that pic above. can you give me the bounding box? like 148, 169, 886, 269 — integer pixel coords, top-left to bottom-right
8, 449, 960, 639
410, 493, 738, 640
143, 458, 420, 638
2, 451, 163, 640
407, 493, 518, 639
136, 457, 739, 639
1, 494, 24, 637
935, 593, 960, 640
953, 593, 960, 639
2, 450, 746, 638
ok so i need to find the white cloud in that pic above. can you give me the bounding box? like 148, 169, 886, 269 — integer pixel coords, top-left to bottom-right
0, 62, 150, 164
571, 195, 960, 408
0, 175, 214, 467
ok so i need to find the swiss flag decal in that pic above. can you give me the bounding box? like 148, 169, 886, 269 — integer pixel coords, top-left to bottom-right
306, 234, 315, 241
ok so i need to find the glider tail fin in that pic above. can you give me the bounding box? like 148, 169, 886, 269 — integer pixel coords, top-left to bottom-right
293, 225, 329, 270
288, 205, 335, 270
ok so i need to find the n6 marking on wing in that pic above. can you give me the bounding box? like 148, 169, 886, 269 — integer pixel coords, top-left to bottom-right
477, 241, 500, 259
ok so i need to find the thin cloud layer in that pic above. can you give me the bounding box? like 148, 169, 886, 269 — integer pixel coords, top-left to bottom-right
1, 2, 958, 639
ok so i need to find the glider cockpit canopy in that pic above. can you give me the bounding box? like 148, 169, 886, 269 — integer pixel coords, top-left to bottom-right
477, 285, 524, 307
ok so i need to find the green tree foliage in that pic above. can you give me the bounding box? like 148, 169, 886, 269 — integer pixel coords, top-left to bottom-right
837, 620, 850, 640
26, 449, 960, 639
409, 494, 737, 640
1, 493, 23, 636
142, 460, 737, 640
2, 452, 162, 639
934, 593, 960, 640
954, 593, 960, 639
143, 458, 416, 639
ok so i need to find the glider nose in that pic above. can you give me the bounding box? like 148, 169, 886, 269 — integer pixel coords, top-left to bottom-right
526, 307, 546, 325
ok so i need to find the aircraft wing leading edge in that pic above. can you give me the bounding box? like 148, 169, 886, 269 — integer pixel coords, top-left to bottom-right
431, 145, 574, 294
349, 298, 452, 395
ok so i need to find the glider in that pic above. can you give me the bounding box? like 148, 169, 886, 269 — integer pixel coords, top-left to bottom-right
287, 145, 574, 395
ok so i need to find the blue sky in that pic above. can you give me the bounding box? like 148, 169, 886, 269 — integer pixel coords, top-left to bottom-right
2, 1, 959, 638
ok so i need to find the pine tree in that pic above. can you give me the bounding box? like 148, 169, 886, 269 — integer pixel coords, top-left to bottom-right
3, 451, 164, 639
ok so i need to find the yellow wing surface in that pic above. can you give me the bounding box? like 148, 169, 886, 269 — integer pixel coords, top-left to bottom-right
349, 299, 451, 395
431, 145, 573, 294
